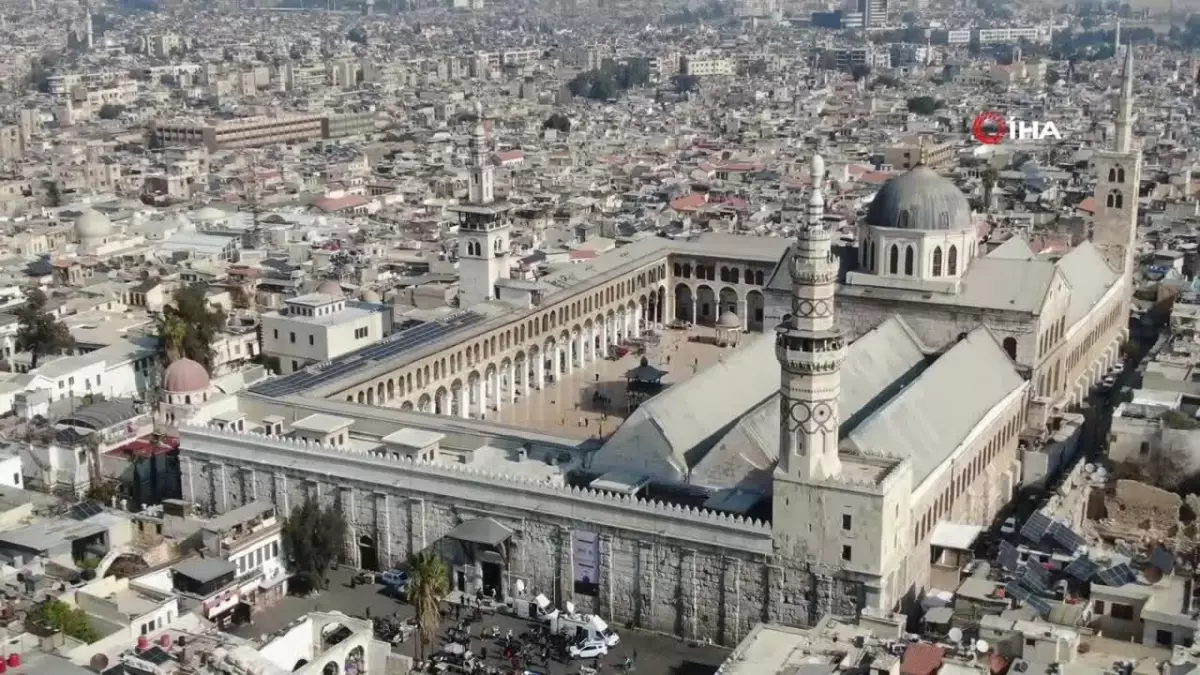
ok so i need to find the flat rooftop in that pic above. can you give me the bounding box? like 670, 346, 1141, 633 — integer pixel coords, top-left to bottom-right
246, 233, 789, 399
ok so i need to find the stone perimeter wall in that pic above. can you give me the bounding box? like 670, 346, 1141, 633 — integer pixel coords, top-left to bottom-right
177, 426, 862, 644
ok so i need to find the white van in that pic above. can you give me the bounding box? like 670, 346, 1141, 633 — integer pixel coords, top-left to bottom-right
549, 612, 619, 647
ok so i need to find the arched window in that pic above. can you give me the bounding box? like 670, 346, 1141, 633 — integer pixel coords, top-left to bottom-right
1116, 167, 1126, 183
868, 240, 876, 272
888, 245, 899, 274
683, 264, 692, 278
932, 246, 943, 277
1106, 191, 1123, 209
904, 246, 915, 276
1108, 167, 1116, 182
673, 263, 681, 277
1002, 337, 1017, 360
719, 267, 728, 282
755, 270, 764, 285
730, 268, 740, 284
947, 245, 958, 275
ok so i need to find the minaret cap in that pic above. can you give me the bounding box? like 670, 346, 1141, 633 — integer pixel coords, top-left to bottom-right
916, 137, 930, 166
810, 153, 825, 182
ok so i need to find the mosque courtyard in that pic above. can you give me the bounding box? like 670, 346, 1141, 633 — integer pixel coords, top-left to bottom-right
487, 323, 749, 439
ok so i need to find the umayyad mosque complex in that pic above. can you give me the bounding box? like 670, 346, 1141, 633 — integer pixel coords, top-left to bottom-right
177, 54, 1140, 644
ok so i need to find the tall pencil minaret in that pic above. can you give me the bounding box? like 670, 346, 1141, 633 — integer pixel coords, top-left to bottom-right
1091, 46, 1141, 282
1113, 19, 1121, 55
775, 153, 845, 482
84, 3, 93, 50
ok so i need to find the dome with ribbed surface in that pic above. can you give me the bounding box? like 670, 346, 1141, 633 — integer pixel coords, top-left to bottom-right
163, 358, 210, 393
317, 280, 343, 296
865, 165, 971, 231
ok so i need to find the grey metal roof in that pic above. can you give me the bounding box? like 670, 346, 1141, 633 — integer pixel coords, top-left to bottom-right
445, 517, 513, 546
845, 326, 1026, 486
1055, 241, 1119, 326
173, 557, 237, 584
865, 166, 972, 231
58, 398, 139, 431
687, 315, 931, 490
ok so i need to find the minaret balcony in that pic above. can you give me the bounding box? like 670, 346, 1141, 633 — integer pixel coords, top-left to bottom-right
790, 268, 838, 285
775, 344, 847, 374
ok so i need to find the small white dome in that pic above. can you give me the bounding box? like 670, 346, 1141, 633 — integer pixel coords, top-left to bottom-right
361, 290, 382, 303
75, 209, 113, 240
193, 206, 226, 222
717, 311, 741, 329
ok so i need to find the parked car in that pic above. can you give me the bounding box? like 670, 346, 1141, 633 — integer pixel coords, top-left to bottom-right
569, 639, 609, 659
380, 569, 409, 587
1101, 375, 1117, 389
1000, 517, 1017, 535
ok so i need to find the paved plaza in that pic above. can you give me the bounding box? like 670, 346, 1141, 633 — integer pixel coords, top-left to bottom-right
236, 568, 729, 675
489, 325, 747, 439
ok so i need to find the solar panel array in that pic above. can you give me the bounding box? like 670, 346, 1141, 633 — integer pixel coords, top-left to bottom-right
1019, 512, 1053, 543
68, 501, 104, 520
1064, 555, 1100, 581
1004, 581, 1033, 603
1150, 547, 1177, 573
1095, 563, 1137, 587
250, 311, 489, 398
1048, 521, 1086, 553
1017, 564, 1050, 593
997, 541, 1020, 571
1025, 595, 1052, 616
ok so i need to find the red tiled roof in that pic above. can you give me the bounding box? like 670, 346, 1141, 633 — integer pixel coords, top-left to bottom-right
861, 171, 896, 185
314, 194, 369, 213
900, 643, 944, 675
569, 249, 599, 260
107, 436, 179, 458
671, 193, 708, 211
1077, 197, 1096, 215
495, 150, 523, 163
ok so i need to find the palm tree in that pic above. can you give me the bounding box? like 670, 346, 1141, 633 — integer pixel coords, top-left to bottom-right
155, 312, 187, 362
407, 550, 449, 661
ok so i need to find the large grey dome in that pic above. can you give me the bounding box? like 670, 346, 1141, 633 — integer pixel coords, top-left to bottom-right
865, 165, 971, 231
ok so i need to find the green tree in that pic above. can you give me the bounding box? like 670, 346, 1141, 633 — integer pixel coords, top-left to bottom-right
850, 64, 871, 81
671, 73, 700, 94
906, 95, 941, 115
407, 550, 449, 661
157, 285, 226, 371
98, 104, 124, 120
16, 289, 74, 369
281, 497, 346, 593
347, 27, 368, 45
27, 600, 98, 643
46, 181, 61, 207
542, 113, 571, 133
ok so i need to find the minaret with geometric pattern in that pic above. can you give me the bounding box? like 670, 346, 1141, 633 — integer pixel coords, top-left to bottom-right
1091, 45, 1141, 279
776, 154, 845, 482
452, 107, 512, 308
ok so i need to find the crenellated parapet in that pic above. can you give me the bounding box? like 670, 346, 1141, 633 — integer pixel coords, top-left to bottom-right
178, 424, 774, 552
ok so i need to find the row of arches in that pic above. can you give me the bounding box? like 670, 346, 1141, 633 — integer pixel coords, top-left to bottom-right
343, 289, 669, 415
673, 261, 768, 287
674, 284, 765, 330
1104, 190, 1125, 209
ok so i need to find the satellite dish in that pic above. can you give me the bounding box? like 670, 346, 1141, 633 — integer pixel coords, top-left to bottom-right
948, 627, 964, 643
976, 640, 990, 653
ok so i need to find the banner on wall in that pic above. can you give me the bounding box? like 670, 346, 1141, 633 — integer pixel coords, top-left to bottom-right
572, 530, 600, 596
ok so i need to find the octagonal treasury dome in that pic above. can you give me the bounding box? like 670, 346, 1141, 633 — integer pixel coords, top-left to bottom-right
163, 357, 210, 393
865, 165, 972, 231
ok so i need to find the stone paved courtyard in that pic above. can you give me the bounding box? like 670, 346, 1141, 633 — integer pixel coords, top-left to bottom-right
488, 325, 751, 439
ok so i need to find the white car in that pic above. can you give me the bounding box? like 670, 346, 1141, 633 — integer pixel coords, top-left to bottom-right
600, 629, 620, 647
1111, 363, 1125, 374
380, 569, 409, 587
1000, 517, 1017, 535
1101, 375, 1117, 389
569, 639, 609, 659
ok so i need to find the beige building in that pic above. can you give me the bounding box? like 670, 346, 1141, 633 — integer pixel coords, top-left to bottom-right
261, 292, 393, 374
